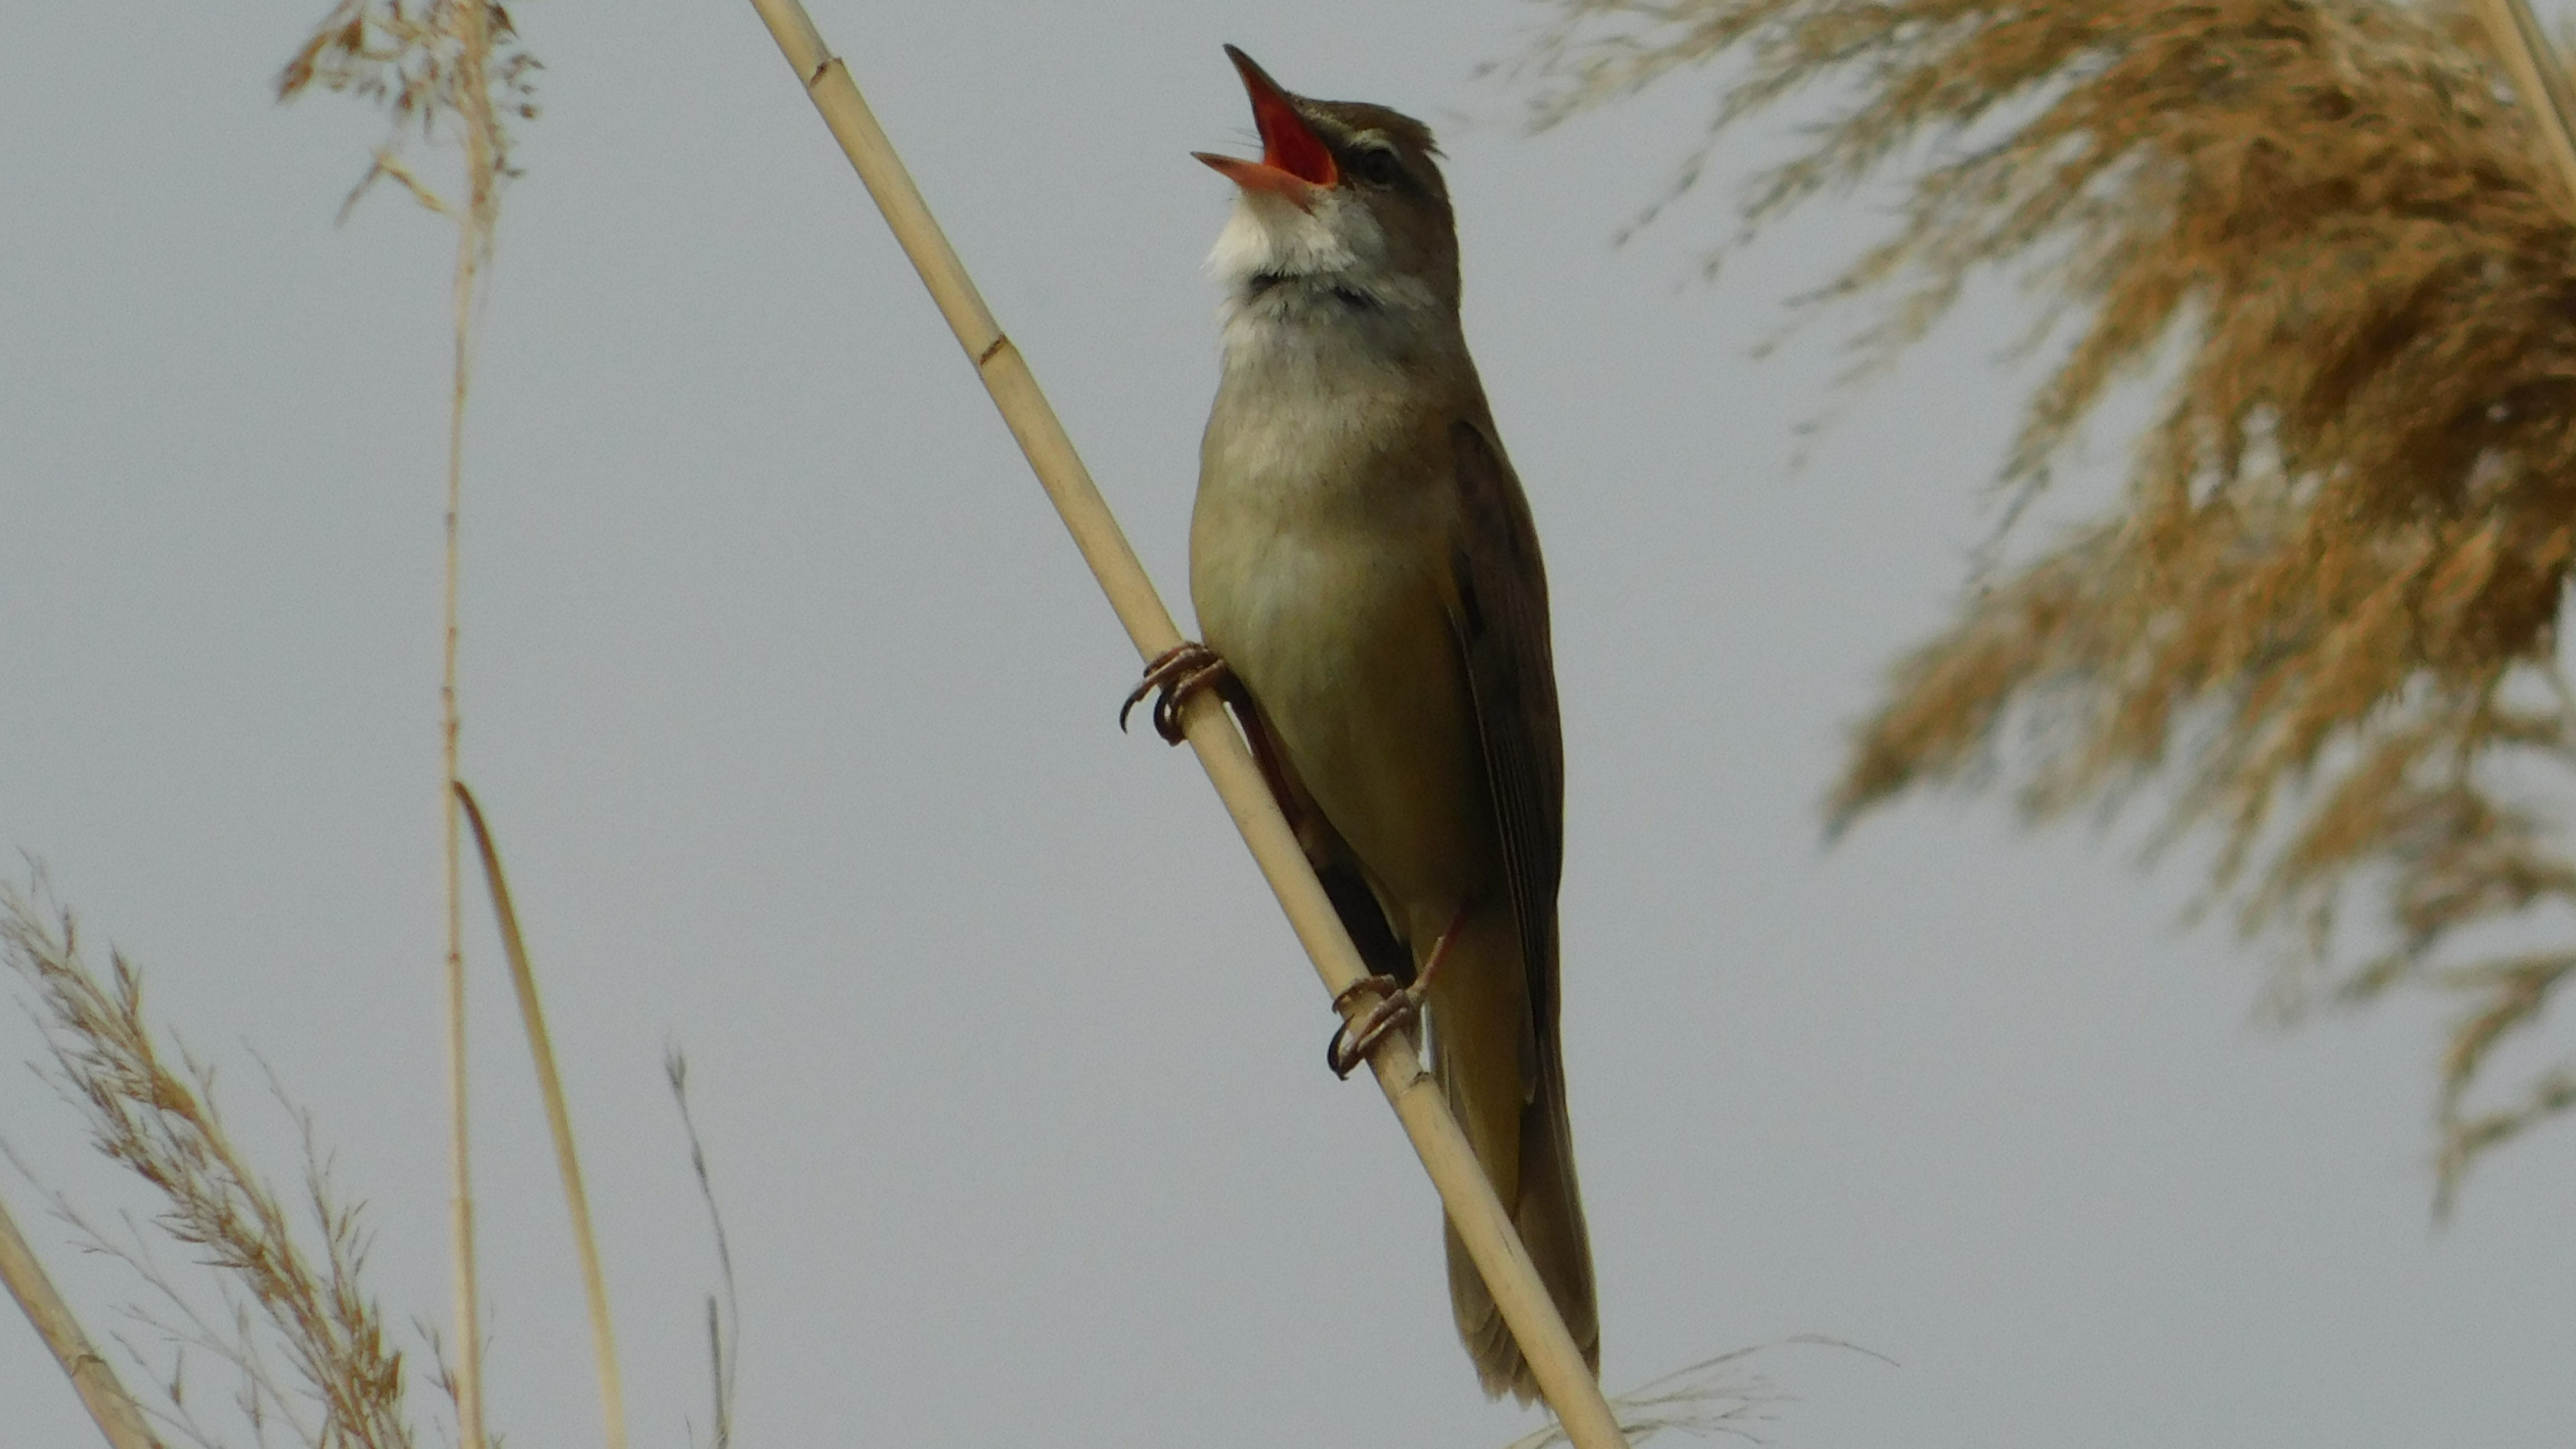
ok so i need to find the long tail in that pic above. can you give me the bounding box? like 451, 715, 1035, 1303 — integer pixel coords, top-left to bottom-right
1432, 922, 1598, 1402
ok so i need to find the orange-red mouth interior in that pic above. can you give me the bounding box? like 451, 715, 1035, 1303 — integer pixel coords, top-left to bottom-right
1228, 48, 1337, 189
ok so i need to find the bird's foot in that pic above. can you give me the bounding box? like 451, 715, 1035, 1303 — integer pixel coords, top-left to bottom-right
1326, 975, 1422, 1079
1120, 642, 1231, 745
1325, 902, 1469, 1079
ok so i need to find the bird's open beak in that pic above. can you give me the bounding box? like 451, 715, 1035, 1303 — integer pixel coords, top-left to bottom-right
1195, 45, 1338, 207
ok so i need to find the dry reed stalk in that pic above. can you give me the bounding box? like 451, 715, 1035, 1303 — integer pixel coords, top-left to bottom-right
278, 9, 541, 1444
1520, 0, 2576, 1196
737, 3, 1626, 1440
661, 1052, 737, 1449
435, 5, 494, 1440
2472, 0, 2576, 194
0, 1185, 162, 1449
454, 784, 628, 1449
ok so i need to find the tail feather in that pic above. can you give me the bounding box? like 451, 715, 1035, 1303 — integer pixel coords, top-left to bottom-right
1439, 1033, 1598, 1402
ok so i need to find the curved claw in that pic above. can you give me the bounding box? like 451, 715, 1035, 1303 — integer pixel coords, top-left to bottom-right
1121, 642, 1231, 745
1326, 975, 1420, 1079
1324, 902, 1468, 1079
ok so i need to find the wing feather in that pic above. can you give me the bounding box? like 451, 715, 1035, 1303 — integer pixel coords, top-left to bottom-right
1445, 419, 1564, 1034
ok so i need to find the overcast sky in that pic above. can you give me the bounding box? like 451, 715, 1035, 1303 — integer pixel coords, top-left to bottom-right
6, 3, 2575, 1447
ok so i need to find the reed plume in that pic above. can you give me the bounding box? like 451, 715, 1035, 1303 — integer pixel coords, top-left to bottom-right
4, 885, 419, 1449
1523, 0, 2576, 1199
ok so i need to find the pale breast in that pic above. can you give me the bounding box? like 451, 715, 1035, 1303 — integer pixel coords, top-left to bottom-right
1189, 367, 1499, 914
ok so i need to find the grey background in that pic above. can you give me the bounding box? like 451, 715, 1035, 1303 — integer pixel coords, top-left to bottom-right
5, 3, 2573, 1446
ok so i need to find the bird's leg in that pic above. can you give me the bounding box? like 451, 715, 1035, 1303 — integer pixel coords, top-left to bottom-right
1326, 901, 1470, 1079
1120, 641, 1232, 745
1228, 678, 1303, 823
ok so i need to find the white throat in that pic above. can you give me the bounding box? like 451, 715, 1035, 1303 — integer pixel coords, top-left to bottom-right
1206, 188, 1439, 343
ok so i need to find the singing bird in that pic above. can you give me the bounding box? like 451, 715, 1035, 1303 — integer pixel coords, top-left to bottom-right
1138, 47, 1599, 1401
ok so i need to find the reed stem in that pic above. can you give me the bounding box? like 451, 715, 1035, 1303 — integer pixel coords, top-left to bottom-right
2475, 0, 2576, 201
0, 1187, 162, 1449
439, 1, 494, 1441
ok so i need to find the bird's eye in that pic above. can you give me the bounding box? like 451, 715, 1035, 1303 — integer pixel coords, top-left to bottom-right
1348, 145, 1404, 188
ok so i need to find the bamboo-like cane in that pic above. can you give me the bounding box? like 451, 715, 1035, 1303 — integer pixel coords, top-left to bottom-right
738, 5, 1629, 1443
453, 784, 629, 1449
0, 1187, 162, 1449
2475, 0, 2576, 199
